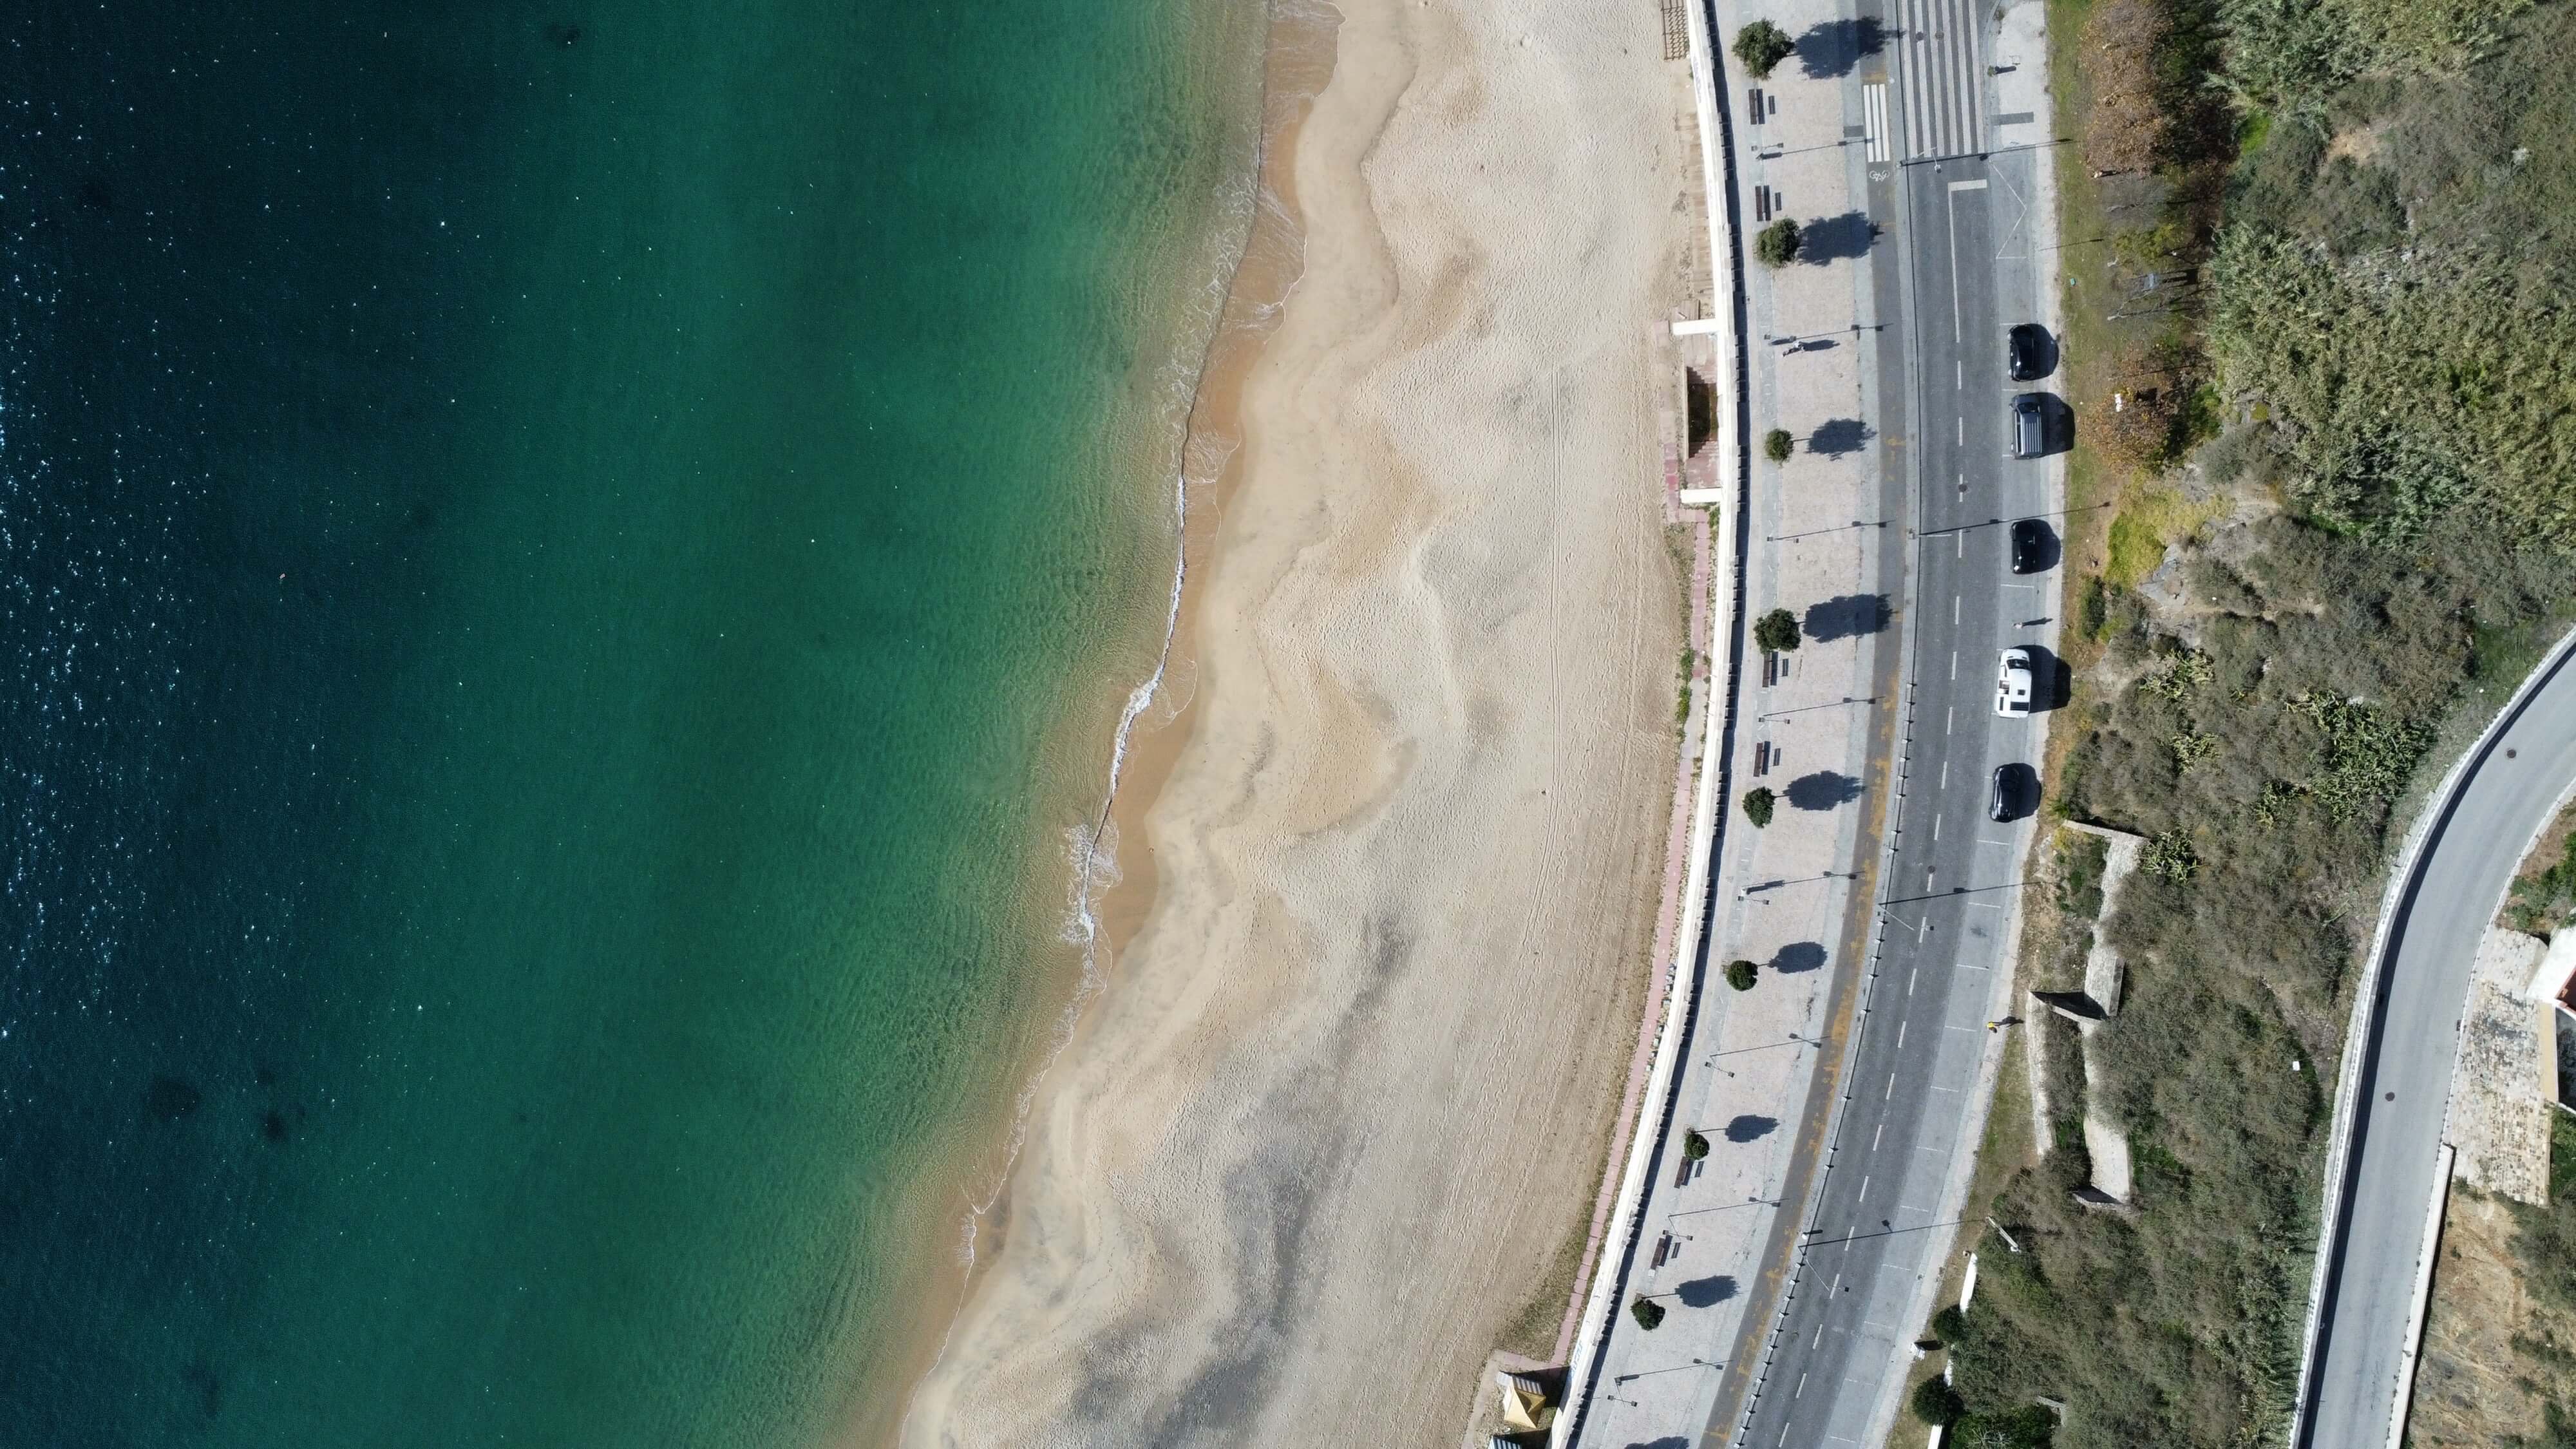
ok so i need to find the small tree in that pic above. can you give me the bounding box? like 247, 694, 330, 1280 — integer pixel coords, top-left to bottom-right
1930, 1304, 1968, 1345
1683, 1129, 1712, 1159
1754, 607, 1801, 653
1631, 1296, 1667, 1331
1741, 788, 1776, 828
1725, 958, 1759, 991
1910, 1374, 1965, 1426
1756, 217, 1803, 268
1732, 19, 1797, 78
1763, 427, 1795, 462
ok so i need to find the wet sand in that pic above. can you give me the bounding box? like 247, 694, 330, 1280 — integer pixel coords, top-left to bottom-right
899, 0, 1698, 1441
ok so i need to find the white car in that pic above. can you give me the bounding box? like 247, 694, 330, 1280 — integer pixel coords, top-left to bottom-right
1994, 648, 2034, 717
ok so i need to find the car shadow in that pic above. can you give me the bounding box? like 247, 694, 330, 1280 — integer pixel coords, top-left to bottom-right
2020, 645, 2071, 712
1785, 770, 1862, 810
1794, 17, 1885, 79
2037, 393, 2077, 457
1803, 593, 1890, 642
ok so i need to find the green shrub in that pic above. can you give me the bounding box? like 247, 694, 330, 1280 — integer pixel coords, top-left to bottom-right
2141, 648, 2211, 701
2215, 0, 2531, 109
1931, 1304, 1969, 1345
2293, 692, 2434, 823
2170, 730, 2221, 772
1732, 19, 1796, 78
2140, 828, 2199, 882
1755, 218, 1803, 267
1725, 958, 1759, 991
2054, 832, 2110, 920
2105, 511, 2166, 589
1909, 1374, 1965, 1426
2210, 227, 2576, 542
1753, 607, 1801, 653
2506, 813, 2576, 933
1764, 427, 1794, 462
1953, 1405, 2057, 1447
1683, 1130, 1711, 1159
1631, 1296, 1666, 1331
1741, 788, 1775, 829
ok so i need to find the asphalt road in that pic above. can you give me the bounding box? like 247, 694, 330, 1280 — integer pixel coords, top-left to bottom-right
2297, 634, 2576, 1449
1721, 144, 2056, 1448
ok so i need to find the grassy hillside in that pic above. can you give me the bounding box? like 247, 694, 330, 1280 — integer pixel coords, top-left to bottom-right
1931, 2, 2576, 1444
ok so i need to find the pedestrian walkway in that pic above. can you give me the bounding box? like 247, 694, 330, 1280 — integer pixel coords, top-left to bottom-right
1892, 0, 1987, 159
1557, 0, 1910, 1436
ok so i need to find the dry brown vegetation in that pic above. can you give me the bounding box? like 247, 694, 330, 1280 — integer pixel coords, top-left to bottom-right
2080, 0, 2170, 173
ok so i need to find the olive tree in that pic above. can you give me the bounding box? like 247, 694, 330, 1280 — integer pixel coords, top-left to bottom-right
1732, 19, 1796, 77
1754, 607, 1801, 653
1756, 217, 1803, 267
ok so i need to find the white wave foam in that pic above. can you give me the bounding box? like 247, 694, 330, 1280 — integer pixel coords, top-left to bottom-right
896, 6, 1334, 1432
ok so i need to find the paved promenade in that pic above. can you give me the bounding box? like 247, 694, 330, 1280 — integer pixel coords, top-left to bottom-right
1564, 0, 1910, 1437
1559, 0, 2064, 1441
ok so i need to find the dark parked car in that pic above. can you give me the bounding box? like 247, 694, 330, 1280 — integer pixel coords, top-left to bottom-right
2009, 518, 2045, 574
1989, 763, 2034, 822
2011, 392, 2046, 460
2007, 323, 2052, 381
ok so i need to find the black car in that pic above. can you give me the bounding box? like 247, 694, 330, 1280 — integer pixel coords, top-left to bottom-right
2007, 323, 2052, 381
1989, 764, 2034, 822
2009, 518, 2046, 574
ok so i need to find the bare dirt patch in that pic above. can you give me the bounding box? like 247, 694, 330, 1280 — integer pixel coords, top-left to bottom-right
2413, 1189, 2553, 1448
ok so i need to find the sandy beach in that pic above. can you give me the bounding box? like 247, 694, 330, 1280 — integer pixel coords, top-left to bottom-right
899, 0, 1699, 1441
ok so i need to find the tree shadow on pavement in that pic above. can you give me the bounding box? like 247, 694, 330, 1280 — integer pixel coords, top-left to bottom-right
1795, 16, 1885, 78
1799, 210, 1880, 263
1676, 1275, 1740, 1308
1785, 770, 1862, 810
1772, 941, 1827, 974
1806, 417, 1875, 459
1725, 1115, 1779, 1142
1803, 593, 1889, 642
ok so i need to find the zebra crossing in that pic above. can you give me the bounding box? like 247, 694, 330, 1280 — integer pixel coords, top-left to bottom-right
1889, 0, 1986, 160
1861, 81, 1892, 164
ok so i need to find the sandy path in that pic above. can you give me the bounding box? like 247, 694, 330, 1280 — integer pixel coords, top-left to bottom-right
898, 0, 1694, 1443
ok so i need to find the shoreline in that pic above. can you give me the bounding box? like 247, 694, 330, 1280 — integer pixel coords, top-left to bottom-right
1066, 0, 1342, 990
871, 3, 1341, 1441
900, 0, 1700, 1441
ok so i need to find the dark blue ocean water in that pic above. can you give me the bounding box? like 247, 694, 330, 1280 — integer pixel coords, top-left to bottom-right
0, 3, 1254, 1444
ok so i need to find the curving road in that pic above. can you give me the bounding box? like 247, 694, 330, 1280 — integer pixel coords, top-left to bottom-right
2296, 630, 2576, 1449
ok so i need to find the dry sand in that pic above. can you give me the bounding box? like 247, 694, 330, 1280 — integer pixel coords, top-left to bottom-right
898, 0, 1698, 1442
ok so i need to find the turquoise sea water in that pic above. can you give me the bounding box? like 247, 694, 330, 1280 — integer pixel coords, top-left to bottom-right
0, 3, 1256, 1444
